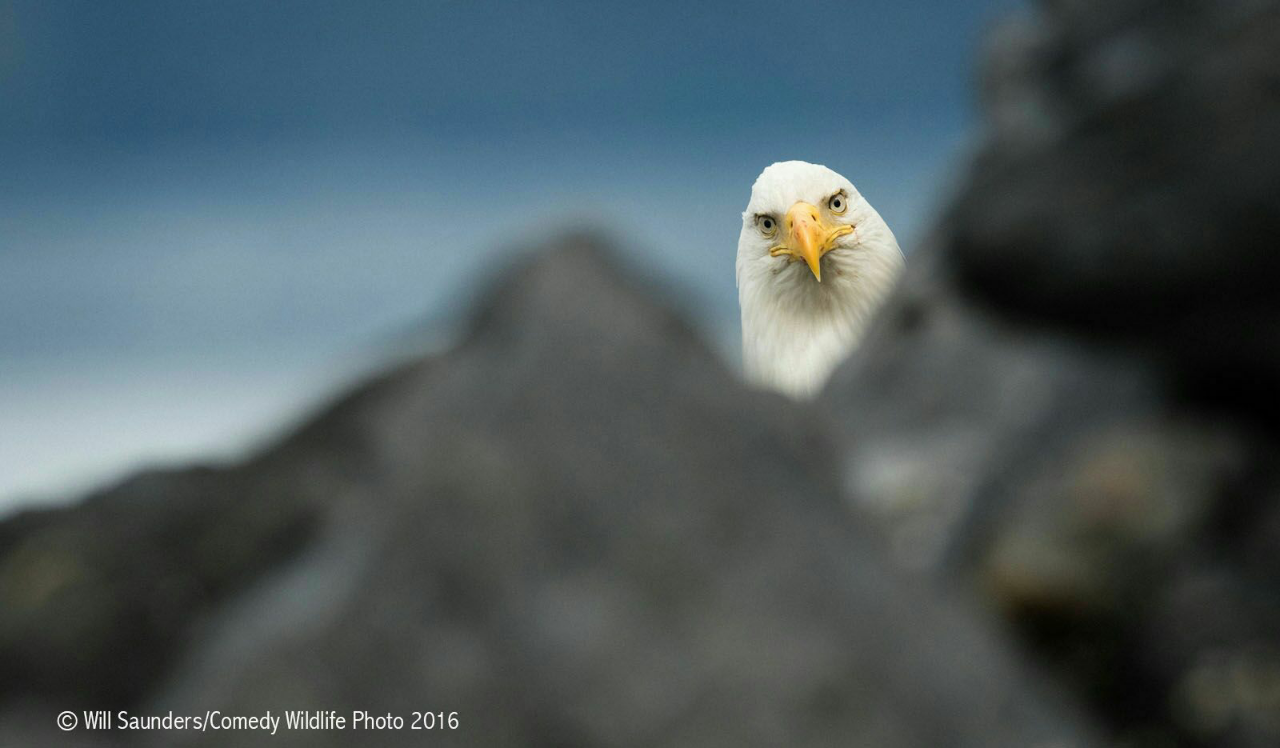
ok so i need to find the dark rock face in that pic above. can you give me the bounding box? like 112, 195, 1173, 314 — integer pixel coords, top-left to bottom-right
0, 239, 1098, 747
829, 1, 1280, 746
954, 0, 1280, 418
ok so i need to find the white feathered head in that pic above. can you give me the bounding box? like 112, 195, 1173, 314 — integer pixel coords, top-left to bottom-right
737, 161, 904, 398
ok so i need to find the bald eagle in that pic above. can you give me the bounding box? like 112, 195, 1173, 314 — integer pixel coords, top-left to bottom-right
737, 161, 904, 398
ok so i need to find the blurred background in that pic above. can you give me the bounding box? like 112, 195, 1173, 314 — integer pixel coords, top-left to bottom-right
0, 0, 1020, 509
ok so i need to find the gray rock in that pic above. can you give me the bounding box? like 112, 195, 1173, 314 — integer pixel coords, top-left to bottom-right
828, 1, 1280, 745
0, 237, 1098, 747
955, 0, 1280, 419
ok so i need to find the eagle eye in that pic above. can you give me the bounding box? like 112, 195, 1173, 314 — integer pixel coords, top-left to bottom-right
828, 192, 848, 215
757, 215, 778, 237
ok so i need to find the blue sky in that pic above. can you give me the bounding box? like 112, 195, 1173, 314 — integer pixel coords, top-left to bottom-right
0, 0, 1023, 508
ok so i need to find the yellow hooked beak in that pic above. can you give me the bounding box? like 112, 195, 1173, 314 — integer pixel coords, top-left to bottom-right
770, 202, 853, 282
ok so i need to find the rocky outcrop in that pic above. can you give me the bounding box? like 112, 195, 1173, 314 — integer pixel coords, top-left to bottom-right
829, 0, 1280, 745
0, 238, 1097, 746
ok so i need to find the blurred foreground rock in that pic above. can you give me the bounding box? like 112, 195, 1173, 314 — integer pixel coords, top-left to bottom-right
0, 239, 1097, 746
830, 0, 1280, 746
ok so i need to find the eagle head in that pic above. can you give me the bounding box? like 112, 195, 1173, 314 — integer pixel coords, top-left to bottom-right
736, 160, 904, 398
